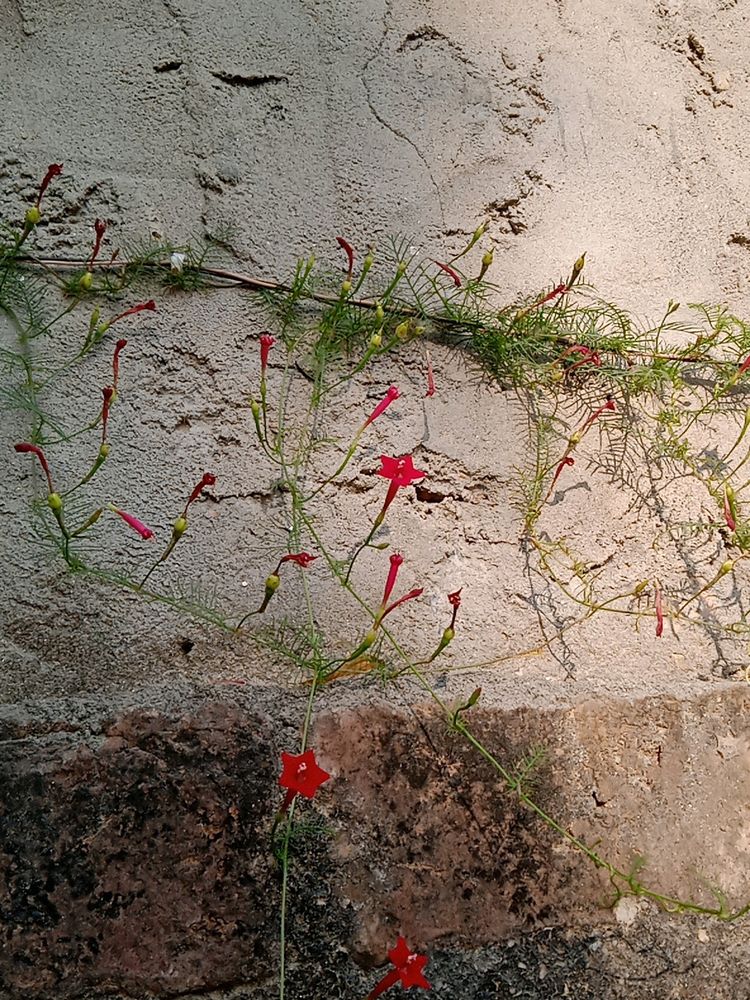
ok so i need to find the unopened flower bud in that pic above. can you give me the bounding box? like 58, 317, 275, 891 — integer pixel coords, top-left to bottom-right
719, 559, 735, 577
396, 260, 407, 275
47, 492, 63, 511
375, 303, 384, 322
466, 686, 482, 707
79, 271, 93, 291
568, 431, 582, 446
395, 321, 410, 340
370, 333, 382, 348
482, 249, 494, 268
341, 280, 352, 295
633, 580, 649, 596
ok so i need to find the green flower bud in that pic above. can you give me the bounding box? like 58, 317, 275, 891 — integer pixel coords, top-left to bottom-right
25, 206, 41, 227
370, 333, 382, 348
79, 271, 93, 291
265, 573, 281, 593
466, 686, 482, 707
98, 443, 111, 459
375, 303, 384, 322
47, 492, 63, 511
341, 280, 352, 295
396, 260, 407, 276
395, 321, 410, 340
173, 516, 188, 537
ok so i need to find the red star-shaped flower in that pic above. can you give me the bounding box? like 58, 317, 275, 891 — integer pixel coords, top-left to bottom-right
366, 936, 431, 997
279, 749, 330, 801
389, 937, 431, 989
377, 454, 426, 488
280, 551, 317, 568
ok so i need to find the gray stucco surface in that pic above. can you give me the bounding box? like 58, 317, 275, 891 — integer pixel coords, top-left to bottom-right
2, 1, 750, 997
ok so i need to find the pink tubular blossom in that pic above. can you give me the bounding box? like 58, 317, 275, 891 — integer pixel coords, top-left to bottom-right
14, 442, 54, 493
432, 259, 462, 287
259, 333, 276, 376
739, 356, 750, 376
724, 492, 736, 532
363, 386, 400, 428
110, 506, 154, 540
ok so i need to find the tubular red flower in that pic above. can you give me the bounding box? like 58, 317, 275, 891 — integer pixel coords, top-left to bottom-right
380, 587, 424, 622
110, 300, 157, 326
382, 552, 404, 607
448, 587, 462, 629
14, 442, 54, 493
279, 551, 317, 568
101, 386, 115, 444
110, 507, 154, 540
739, 356, 750, 376
336, 236, 355, 280
363, 385, 400, 428
534, 282, 568, 309
432, 259, 462, 287
581, 397, 616, 433
36, 163, 63, 208
558, 344, 601, 374
113, 339, 127, 389
375, 454, 427, 524
367, 937, 431, 998
184, 472, 216, 513
259, 333, 276, 376
278, 748, 330, 813
551, 455, 575, 488
89, 218, 106, 268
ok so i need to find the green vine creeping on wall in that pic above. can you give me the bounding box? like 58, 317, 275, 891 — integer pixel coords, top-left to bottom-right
4, 165, 750, 999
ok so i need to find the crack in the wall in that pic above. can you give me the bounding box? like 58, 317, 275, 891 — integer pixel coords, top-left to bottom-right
210, 71, 288, 89
361, 21, 446, 229
154, 59, 183, 73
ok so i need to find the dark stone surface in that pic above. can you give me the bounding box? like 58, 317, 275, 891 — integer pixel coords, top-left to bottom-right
0, 703, 280, 997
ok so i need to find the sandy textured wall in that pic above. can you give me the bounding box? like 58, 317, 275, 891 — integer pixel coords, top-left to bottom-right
2, 1, 750, 998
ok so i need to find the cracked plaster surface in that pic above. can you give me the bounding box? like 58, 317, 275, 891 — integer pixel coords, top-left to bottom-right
3, 1, 750, 996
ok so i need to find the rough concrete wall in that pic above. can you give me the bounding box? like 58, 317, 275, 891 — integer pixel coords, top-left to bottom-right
2, 1, 750, 997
